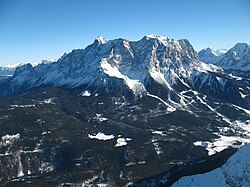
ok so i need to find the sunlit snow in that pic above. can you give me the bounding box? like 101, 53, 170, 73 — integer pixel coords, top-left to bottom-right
88, 133, 114, 140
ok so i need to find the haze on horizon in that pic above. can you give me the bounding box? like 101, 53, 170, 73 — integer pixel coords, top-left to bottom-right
0, 0, 249, 66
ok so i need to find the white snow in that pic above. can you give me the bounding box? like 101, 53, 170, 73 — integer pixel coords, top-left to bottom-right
193, 95, 250, 156
152, 130, 166, 136
153, 142, 163, 155
240, 92, 247, 98
95, 36, 107, 45
173, 144, 250, 187
147, 93, 176, 112
138, 161, 146, 164
0, 134, 20, 146
194, 119, 250, 156
229, 104, 250, 115
101, 58, 124, 78
88, 132, 114, 141
17, 154, 24, 177
42, 131, 51, 135
100, 58, 145, 95
215, 49, 227, 56
152, 136, 163, 155
39, 162, 54, 173
42, 98, 55, 104
93, 113, 108, 122
81, 90, 91, 97
228, 73, 243, 80
10, 104, 35, 108
115, 137, 132, 147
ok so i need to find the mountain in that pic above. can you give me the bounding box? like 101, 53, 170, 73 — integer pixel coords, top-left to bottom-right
0, 64, 19, 77
215, 49, 227, 56
199, 43, 250, 73
0, 59, 56, 77
217, 43, 250, 71
0, 35, 249, 186
172, 144, 250, 187
0, 35, 246, 106
198, 48, 226, 65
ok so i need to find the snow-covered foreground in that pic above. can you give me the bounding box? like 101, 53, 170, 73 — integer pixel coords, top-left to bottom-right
172, 144, 250, 187
194, 119, 250, 156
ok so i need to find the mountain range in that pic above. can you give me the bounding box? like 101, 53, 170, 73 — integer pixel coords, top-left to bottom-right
0, 59, 56, 77
0, 35, 249, 186
199, 43, 250, 73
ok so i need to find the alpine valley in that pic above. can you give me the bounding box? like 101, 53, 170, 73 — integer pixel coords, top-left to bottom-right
0, 35, 249, 186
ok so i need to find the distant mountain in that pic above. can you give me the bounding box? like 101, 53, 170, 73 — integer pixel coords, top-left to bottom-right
215, 49, 227, 56
199, 43, 250, 72
0, 64, 19, 76
0, 59, 56, 77
173, 144, 250, 187
198, 48, 226, 65
218, 43, 250, 71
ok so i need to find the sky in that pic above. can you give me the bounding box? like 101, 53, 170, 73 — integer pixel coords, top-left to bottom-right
0, 0, 249, 66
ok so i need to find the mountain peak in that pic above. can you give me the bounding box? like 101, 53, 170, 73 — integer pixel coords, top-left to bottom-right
41, 58, 57, 64
94, 36, 108, 45
145, 34, 169, 41
198, 47, 227, 65
231, 42, 249, 53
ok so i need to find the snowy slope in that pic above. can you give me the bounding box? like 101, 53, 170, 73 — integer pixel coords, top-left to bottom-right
172, 144, 250, 187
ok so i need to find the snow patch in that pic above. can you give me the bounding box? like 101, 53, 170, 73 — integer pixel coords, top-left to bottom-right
42, 98, 55, 104
82, 90, 91, 97
147, 93, 176, 112
17, 154, 24, 177
115, 137, 132, 147
152, 130, 166, 136
194, 120, 250, 156
10, 104, 35, 108
0, 134, 20, 146
88, 132, 114, 141
93, 113, 108, 122
100, 58, 145, 95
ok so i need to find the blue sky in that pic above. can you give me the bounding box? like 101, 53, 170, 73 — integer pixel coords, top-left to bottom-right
0, 0, 249, 65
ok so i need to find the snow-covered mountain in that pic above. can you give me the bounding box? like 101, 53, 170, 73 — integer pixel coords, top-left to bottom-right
172, 144, 250, 187
217, 43, 250, 71
0, 59, 56, 77
198, 48, 226, 65
0, 35, 243, 106
0, 64, 20, 76
215, 49, 227, 56
199, 43, 250, 72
